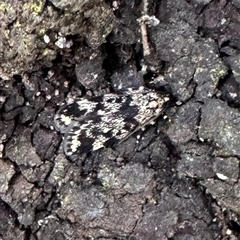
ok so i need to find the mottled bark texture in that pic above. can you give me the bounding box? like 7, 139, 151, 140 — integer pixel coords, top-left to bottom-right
1, 0, 240, 239
0, 0, 114, 79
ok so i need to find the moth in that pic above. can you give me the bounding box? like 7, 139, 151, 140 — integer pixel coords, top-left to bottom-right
54, 88, 169, 161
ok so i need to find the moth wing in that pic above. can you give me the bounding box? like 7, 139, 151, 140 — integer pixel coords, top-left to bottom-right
55, 90, 168, 161
54, 93, 126, 134
54, 97, 102, 133
63, 115, 132, 161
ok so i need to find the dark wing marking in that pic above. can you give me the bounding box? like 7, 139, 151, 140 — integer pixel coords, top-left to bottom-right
54, 89, 168, 161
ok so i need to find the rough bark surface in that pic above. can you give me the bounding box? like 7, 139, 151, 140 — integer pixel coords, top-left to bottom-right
1, 0, 240, 239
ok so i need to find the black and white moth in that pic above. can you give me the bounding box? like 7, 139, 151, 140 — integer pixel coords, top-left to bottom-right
54, 88, 168, 161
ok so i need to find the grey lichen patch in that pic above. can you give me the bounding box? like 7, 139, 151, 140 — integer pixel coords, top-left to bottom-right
150, 24, 227, 101
55, 1, 114, 47
167, 101, 201, 144
4, 127, 50, 183
57, 184, 144, 235
75, 54, 105, 89
16, 181, 42, 226
199, 99, 240, 156
98, 163, 155, 194
0, 159, 16, 195
213, 157, 239, 183
58, 186, 107, 222
0, 0, 48, 78
0, 0, 114, 79
165, 57, 195, 102
191, 39, 228, 99
177, 143, 215, 179
48, 154, 70, 186
2, 174, 42, 226
200, 179, 240, 213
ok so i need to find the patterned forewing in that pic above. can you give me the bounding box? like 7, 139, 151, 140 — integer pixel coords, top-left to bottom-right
54, 89, 168, 161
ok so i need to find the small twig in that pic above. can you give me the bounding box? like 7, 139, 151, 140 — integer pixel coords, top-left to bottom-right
140, 0, 150, 56
139, 21, 151, 56
137, 0, 160, 57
